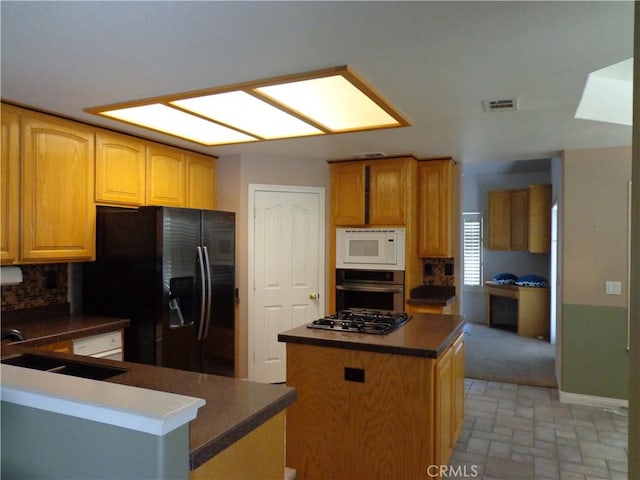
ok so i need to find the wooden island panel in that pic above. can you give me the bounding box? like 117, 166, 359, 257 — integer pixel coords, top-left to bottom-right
286, 343, 435, 480
282, 313, 466, 480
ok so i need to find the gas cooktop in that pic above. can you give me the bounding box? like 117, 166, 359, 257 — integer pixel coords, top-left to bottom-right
307, 309, 411, 335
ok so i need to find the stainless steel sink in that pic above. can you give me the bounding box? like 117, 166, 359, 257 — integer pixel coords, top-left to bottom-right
1, 353, 128, 380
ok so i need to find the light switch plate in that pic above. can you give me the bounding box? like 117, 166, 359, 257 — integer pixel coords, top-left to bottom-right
605, 281, 622, 295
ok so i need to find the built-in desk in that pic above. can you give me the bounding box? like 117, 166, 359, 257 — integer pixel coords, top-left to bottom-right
485, 281, 550, 338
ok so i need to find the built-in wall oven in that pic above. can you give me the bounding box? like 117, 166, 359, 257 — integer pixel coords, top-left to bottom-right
336, 269, 405, 312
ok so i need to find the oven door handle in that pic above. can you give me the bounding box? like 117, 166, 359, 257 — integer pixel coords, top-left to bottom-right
336, 284, 404, 293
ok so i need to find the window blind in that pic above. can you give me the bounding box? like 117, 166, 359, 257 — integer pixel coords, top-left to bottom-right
463, 213, 483, 287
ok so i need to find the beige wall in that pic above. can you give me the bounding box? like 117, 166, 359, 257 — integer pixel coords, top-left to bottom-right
563, 146, 632, 308
216, 154, 330, 379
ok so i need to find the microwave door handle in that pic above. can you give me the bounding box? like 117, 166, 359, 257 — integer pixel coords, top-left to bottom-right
202, 246, 213, 339
196, 246, 207, 341
336, 285, 404, 294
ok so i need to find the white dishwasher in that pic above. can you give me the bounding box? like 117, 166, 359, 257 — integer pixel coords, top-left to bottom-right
73, 330, 123, 361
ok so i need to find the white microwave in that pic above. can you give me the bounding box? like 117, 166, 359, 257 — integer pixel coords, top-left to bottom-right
336, 228, 405, 270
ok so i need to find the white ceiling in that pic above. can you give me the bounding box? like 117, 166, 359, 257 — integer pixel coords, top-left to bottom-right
1, 1, 633, 164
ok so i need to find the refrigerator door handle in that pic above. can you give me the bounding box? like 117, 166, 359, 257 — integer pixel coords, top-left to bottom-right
203, 246, 213, 339
196, 246, 207, 341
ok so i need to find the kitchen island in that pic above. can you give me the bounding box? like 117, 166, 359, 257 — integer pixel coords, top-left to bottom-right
279, 312, 465, 480
1, 347, 296, 479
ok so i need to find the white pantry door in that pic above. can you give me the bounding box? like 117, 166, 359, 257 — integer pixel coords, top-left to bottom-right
250, 185, 325, 383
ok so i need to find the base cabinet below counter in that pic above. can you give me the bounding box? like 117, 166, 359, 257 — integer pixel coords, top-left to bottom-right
407, 304, 452, 315
190, 411, 285, 480
36, 330, 124, 360
285, 332, 465, 479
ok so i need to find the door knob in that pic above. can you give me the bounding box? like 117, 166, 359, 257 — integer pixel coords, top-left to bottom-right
309, 292, 319, 300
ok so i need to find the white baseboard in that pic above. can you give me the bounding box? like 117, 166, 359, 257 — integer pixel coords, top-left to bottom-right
559, 390, 629, 409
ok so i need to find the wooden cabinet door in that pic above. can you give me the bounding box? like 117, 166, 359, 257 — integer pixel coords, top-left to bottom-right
488, 190, 511, 250
37, 339, 73, 354
368, 158, 408, 225
1, 106, 21, 264
21, 113, 95, 262
186, 153, 217, 210
452, 333, 465, 444
146, 143, 186, 207
286, 343, 434, 479
510, 189, 529, 251
95, 131, 146, 206
528, 184, 551, 253
330, 161, 365, 225
434, 345, 454, 466
418, 160, 453, 257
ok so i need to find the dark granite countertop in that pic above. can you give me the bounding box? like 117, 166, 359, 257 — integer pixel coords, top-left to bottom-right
278, 312, 465, 359
1, 313, 130, 347
1, 345, 296, 470
105, 359, 297, 469
406, 285, 456, 307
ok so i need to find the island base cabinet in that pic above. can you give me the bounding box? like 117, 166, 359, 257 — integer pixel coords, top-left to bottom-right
435, 333, 465, 467
190, 411, 285, 480
285, 343, 436, 480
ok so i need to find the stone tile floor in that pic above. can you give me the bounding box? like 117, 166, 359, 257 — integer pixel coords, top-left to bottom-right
448, 379, 629, 480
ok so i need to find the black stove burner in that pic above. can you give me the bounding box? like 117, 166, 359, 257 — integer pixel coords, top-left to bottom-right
308, 309, 411, 335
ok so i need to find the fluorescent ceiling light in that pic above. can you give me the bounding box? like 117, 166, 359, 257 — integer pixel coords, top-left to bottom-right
87, 66, 409, 146
256, 75, 400, 131
102, 104, 257, 145
171, 91, 324, 139
575, 58, 633, 126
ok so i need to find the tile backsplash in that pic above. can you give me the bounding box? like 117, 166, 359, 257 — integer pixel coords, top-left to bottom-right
1, 264, 68, 312
422, 258, 455, 286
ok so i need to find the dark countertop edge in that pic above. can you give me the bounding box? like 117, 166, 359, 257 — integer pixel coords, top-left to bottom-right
278, 319, 465, 359
6, 318, 130, 347
189, 388, 297, 470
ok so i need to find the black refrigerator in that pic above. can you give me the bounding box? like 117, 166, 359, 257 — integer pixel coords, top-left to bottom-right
82, 206, 236, 377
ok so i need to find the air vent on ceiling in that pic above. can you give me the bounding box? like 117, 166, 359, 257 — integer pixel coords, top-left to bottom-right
482, 98, 519, 113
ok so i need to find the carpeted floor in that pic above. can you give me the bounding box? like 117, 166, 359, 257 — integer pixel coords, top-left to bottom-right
463, 322, 558, 388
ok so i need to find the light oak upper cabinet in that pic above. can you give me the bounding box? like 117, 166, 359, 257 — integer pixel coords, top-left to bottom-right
21, 112, 95, 262
330, 161, 366, 225
146, 144, 186, 207
330, 157, 412, 226
509, 189, 529, 251
488, 185, 551, 253
418, 159, 455, 257
186, 153, 217, 210
487, 190, 512, 250
95, 131, 146, 206
368, 158, 410, 225
528, 184, 552, 253
1, 106, 21, 265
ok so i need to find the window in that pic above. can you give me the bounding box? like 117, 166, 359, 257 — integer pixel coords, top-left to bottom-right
463, 212, 483, 288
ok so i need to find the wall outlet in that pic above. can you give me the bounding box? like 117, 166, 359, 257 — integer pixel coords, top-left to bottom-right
605, 281, 622, 295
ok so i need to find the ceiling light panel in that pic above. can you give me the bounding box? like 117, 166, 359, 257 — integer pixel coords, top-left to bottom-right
171, 91, 324, 139
87, 66, 409, 146
101, 104, 257, 145
256, 75, 401, 132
